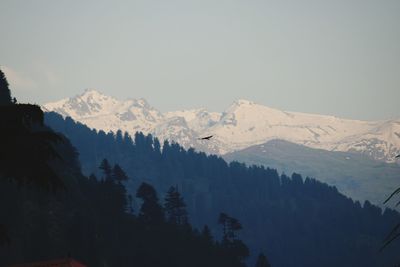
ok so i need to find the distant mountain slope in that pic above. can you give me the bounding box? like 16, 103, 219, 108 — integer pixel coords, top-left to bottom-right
43, 89, 400, 161
224, 139, 400, 207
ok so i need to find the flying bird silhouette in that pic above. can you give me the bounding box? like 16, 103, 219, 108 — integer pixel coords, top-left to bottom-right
198, 135, 213, 140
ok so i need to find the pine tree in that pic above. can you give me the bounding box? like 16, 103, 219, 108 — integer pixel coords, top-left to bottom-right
0, 71, 63, 246
153, 138, 161, 155
218, 213, 249, 265
219, 213, 243, 241
112, 164, 128, 183
255, 253, 271, 267
164, 186, 188, 225
227, 217, 242, 240
136, 182, 164, 225
99, 159, 112, 180
0, 68, 12, 106
115, 130, 123, 144
0, 104, 63, 190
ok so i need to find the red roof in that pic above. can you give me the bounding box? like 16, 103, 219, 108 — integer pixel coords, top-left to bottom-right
8, 258, 87, 267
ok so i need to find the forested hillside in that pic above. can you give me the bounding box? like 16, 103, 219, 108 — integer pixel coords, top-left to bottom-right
0, 70, 249, 267
224, 139, 400, 207
45, 112, 400, 267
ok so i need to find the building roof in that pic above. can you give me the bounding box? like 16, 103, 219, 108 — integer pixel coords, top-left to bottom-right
8, 258, 87, 267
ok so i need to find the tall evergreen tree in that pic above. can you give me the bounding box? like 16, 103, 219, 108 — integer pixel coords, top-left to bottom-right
153, 138, 161, 155
255, 253, 271, 267
0, 71, 64, 247
112, 164, 128, 183
0, 107, 63, 190
0, 68, 12, 106
136, 182, 164, 225
99, 159, 112, 180
218, 213, 249, 266
219, 213, 243, 240
164, 186, 188, 225
227, 217, 242, 240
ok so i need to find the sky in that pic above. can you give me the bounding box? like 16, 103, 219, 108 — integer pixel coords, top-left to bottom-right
0, 0, 399, 121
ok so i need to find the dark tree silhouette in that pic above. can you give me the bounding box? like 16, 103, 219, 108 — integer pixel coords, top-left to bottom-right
99, 159, 112, 180
136, 182, 164, 225
219, 213, 243, 241
0, 68, 12, 106
0, 106, 63, 190
255, 253, 271, 267
228, 217, 243, 240
218, 213, 249, 267
164, 186, 188, 225
112, 164, 129, 183
0, 71, 63, 247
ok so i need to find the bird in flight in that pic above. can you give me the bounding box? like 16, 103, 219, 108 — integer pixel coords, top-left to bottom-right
198, 135, 213, 140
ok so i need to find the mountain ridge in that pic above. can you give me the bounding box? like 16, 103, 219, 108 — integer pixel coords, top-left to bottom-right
224, 139, 400, 207
43, 89, 400, 162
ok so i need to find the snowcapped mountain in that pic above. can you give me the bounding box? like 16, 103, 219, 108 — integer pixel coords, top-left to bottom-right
44, 89, 163, 134
43, 89, 400, 162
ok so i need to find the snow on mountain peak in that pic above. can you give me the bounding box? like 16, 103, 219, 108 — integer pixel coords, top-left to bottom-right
43, 90, 400, 162
76, 88, 114, 104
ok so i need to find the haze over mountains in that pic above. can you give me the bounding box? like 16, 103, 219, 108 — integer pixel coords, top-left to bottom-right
43, 89, 400, 162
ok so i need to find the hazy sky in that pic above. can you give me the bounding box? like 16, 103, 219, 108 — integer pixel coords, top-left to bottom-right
0, 0, 399, 120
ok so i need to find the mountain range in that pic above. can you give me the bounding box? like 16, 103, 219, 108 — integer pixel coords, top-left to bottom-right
43, 89, 400, 162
